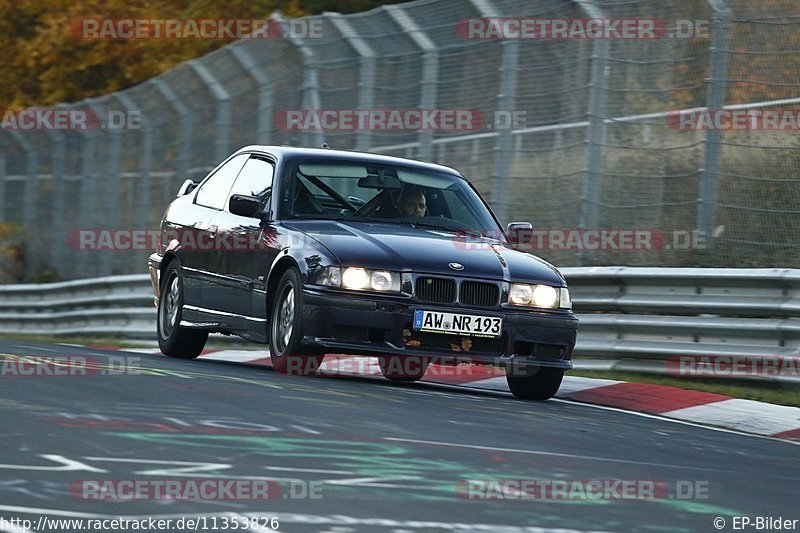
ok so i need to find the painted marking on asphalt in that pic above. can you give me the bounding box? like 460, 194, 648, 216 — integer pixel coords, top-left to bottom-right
289, 424, 322, 434
383, 437, 800, 476
0, 455, 106, 473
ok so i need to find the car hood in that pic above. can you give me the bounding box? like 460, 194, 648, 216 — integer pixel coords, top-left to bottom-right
287, 219, 565, 285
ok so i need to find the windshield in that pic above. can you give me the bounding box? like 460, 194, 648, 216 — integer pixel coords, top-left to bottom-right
281, 159, 503, 237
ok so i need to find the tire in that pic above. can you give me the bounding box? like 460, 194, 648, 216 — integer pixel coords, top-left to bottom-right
506, 366, 564, 400
269, 268, 324, 375
157, 260, 208, 359
378, 356, 430, 382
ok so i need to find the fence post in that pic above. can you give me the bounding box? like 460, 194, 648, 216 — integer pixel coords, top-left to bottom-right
152, 79, 192, 189
229, 45, 273, 145
385, 4, 438, 162
0, 145, 5, 222
91, 99, 121, 276
575, 0, 609, 240
9, 131, 40, 273
115, 92, 152, 230
189, 60, 231, 163
468, 0, 516, 224
326, 13, 375, 151
274, 12, 325, 149
46, 128, 65, 277
698, 0, 732, 239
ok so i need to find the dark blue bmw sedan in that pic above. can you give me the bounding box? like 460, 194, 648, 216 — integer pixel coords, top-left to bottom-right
148, 146, 577, 399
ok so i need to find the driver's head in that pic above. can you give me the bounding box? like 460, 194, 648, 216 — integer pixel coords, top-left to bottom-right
398, 188, 427, 217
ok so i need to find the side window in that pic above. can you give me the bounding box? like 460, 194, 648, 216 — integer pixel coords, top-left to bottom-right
229, 156, 274, 200
194, 154, 248, 210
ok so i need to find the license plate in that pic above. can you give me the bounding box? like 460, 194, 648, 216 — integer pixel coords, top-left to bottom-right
413, 310, 502, 338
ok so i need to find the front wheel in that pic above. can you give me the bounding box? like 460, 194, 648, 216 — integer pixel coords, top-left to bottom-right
506, 366, 564, 400
157, 261, 208, 359
269, 268, 324, 375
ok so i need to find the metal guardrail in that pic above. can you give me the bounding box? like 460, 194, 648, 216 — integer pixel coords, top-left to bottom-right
1, 268, 798, 380
0, 274, 154, 337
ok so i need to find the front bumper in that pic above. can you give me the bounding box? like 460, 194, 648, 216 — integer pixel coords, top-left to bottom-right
301, 287, 577, 371
148, 253, 162, 307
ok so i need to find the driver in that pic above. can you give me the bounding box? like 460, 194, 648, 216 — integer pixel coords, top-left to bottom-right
397, 188, 427, 217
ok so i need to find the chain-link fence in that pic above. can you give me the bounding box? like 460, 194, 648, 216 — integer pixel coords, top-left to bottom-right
1, 0, 799, 281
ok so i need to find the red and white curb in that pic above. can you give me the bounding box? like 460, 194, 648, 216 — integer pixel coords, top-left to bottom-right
115, 347, 800, 443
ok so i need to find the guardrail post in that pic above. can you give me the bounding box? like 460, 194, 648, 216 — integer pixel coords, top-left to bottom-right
385, 5, 438, 161
189, 61, 231, 163
152, 79, 192, 189
575, 0, 610, 239
698, 0, 732, 240
229, 45, 273, 145
274, 12, 325, 149
326, 13, 375, 151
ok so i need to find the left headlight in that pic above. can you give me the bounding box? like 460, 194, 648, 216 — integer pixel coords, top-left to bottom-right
509, 283, 571, 309
319, 266, 401, 293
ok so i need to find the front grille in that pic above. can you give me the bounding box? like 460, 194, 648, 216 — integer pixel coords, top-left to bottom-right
459, 281, 499, 307
416, 277, 456, 303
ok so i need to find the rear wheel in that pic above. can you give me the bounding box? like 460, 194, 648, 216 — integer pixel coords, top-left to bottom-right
506, 366, 564, 400
269, 268, 324, 375
157, 261, 208, 359
378, 356, 430, 382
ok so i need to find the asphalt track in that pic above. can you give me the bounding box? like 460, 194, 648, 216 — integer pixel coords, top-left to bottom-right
0, 339, 797, 533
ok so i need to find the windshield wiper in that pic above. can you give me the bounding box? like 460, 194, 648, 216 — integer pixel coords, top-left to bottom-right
410, 221, 486, 238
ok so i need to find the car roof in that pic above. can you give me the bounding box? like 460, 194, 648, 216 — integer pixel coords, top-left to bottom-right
234, 145, 466, 179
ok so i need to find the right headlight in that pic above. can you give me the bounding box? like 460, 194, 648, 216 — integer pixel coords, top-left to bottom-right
319, 266, 401, 294
508, 283, 571, 309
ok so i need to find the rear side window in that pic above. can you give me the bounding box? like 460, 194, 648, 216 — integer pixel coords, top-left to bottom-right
195, 154, 248, 210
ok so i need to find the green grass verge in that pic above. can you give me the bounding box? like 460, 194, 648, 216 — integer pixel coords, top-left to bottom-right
570, 369, 800, 408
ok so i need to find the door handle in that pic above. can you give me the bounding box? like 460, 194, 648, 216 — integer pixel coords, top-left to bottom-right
207, 225, 218, 237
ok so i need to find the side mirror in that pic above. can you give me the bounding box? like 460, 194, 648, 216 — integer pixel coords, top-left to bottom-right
229, 194, 262, 218
506, 221, 533, 248
176, 178, 199, 197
